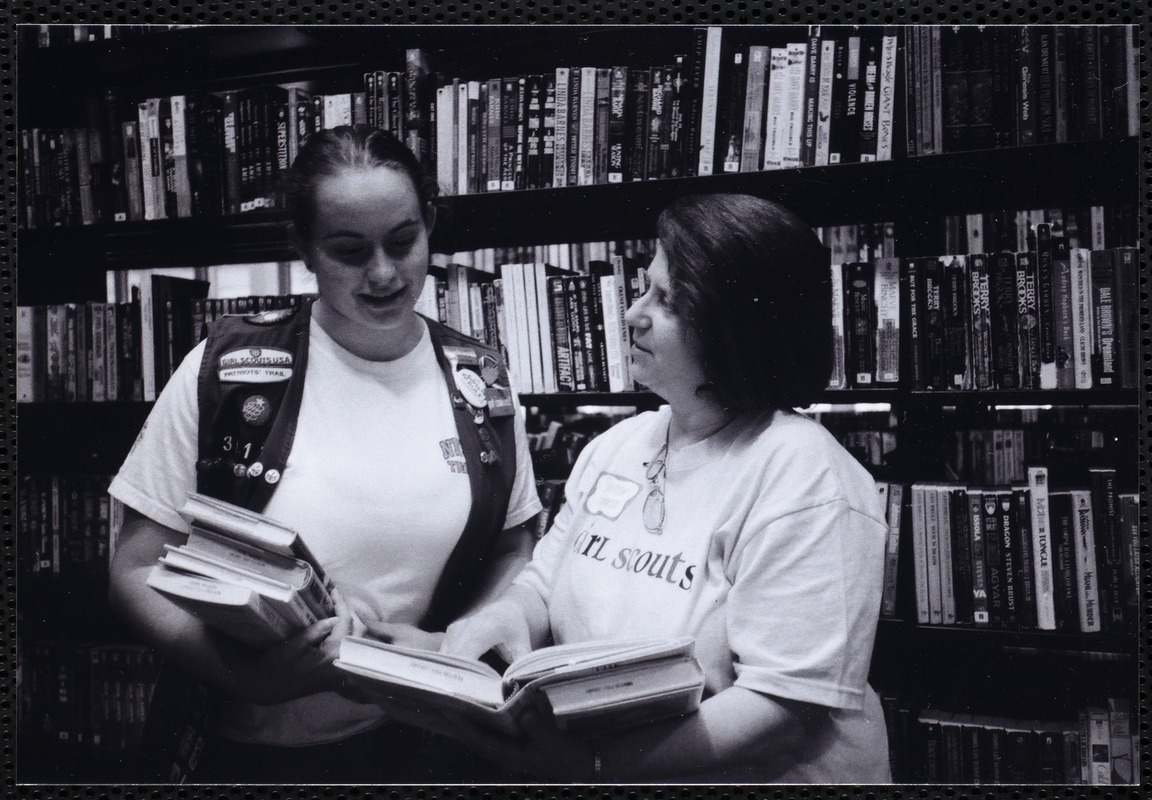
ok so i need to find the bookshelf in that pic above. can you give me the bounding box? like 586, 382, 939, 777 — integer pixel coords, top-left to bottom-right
16, 23, 1139, 784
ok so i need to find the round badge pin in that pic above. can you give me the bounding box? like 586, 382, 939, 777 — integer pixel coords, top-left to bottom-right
455, 369, 488, 408
232, 463, 248, 478
247, 462, 264, 478
241, 395, 272, 426
264, 469, 281, 484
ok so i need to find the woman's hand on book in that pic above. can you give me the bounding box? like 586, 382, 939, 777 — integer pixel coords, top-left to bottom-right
239, 587, 358, 704
440, 597, 532, 663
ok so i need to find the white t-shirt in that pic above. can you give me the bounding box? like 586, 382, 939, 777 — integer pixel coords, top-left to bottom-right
513, 407, 891, 783
110, 317, 542, 746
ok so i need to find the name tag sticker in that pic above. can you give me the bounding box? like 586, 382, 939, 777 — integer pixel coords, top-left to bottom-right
219, 348, 293, 383
585, 473, 642, 520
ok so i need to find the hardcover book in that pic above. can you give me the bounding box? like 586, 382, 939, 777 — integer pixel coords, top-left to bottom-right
335, 636, 704, 736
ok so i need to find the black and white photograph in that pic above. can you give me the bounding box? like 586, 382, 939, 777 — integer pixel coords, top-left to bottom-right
12, 20, 1142, 786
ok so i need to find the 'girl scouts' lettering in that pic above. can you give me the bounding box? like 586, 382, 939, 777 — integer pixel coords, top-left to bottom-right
571, 528, 696, 591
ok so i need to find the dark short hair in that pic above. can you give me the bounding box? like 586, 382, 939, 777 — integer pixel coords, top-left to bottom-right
657, 193, 833, 412
282, 125, 440, 241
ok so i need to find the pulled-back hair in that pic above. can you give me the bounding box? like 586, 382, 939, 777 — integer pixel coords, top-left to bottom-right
282, 125, 440, 241
657, 193, 833, 412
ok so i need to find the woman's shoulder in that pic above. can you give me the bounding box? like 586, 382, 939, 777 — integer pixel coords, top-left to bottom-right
740, 410, 881, 513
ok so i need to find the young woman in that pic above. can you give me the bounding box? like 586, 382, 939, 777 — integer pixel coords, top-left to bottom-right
427, 193, 892, 782
107, 126, 543, 782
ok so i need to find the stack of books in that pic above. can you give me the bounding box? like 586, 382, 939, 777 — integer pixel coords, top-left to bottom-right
146, 493, 335, 647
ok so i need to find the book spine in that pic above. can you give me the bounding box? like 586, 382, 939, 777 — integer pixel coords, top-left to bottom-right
1112, 246, 1137, 388
941, 255, 970, 389
552, 69, 569, 188
1069, 489, 1101, 633
607, 66, 629, 184
540, 72, 556, 189
695, 27, 722, 176
1068, 247, 1094, 388
720, 52, 746, 173
967, 489, 990, 626
949, 487, 973, 625
628, 67, 651, 181
547, 276, 573, 392
1015, 251, 1041, 389
858, 33, 881, 160
876, 30, 898, 160
1011, 486, 1038, 629
936, 487, 956, 625
799, 27, 822, 166
967, 252, 993, 390
981, 490, 1005, 628
910, 484, 931, 624
567, 67, 582, 187
989, 252, 1020, 389
741, 47, 769, 172
592, 69, 611, 185
873, 256, 900, 383
763, 48, 789, 169
880, 482, 903, 618
563, 276, 589, 391
1089, 249, 1117, 387
842, 261, 875, 387
577, 68, 597, 186
782, 41, 807, 169
921, 257, 946, 390
827, 259, 846, 390
1088, 468, 1124, 632
925, 484, 943, 624
522, 76, 541, 191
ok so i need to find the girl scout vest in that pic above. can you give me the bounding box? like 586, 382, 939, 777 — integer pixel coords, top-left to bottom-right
195, 299, 520, 631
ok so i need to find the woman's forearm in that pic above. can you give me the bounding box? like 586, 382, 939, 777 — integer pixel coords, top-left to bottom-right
596, 686, 806, 781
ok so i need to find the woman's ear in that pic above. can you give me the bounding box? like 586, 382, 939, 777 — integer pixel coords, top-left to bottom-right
287, 223, 312, 270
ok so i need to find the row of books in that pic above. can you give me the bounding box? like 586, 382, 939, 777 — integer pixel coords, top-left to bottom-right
20, 26, 1139, 228
940, 203, 1137, 258
903, 466, 1137, 634
18, 474, 115, 584
910, 26, 1139, 157
16, 288, 309, 403
19, 640, 161, 763
946, 426, 1121, 488
883, 696, 1135, 784
834, 241, 1139, 391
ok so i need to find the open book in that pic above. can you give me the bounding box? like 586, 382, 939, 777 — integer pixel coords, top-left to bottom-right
335, 636, 705, 735
146, 492, 334, 646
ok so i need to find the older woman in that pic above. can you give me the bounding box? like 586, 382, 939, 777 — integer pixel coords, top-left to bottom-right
435, 193, 891, 782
